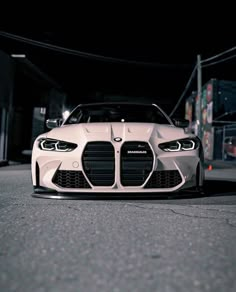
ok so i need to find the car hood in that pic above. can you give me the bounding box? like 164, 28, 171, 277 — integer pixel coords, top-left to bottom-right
46, 123, 189, 142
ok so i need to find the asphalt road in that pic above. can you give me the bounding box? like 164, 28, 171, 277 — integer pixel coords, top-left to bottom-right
1, 165, 236, 292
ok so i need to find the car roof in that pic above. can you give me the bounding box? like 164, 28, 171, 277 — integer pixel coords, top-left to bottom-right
77, 102, 159, 108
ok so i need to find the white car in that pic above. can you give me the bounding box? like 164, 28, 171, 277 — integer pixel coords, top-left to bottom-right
31, 103, 204, 198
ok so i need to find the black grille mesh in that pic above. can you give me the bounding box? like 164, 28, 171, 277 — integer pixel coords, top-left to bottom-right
145, 170, 182, 188
82, 142, 115, 186
121, 142, 153, 186
52, 170, 91, 188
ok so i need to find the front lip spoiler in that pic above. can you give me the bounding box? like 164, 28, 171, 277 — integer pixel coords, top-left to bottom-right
32, 193, 83, 199
31, 192, 174, 200
31, 186, 175, 199
33, 186, 56, 194
31, 189, 203, 200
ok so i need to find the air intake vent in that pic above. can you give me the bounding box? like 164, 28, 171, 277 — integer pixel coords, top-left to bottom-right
82, 142, 115, 186
52, 170, 91, 188
121, 142, 153, 186
145, 170, 182, 188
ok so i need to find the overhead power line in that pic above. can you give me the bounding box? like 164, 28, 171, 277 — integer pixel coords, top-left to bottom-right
1, 31, 235, 118
201, 46, 236, 64
0, 31, 189, 68
169, 64, 197, 117
170, 46, 236, 117
202, 53, 236, 68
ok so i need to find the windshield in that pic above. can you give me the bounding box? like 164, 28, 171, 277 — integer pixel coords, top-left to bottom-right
64, 104, 171, 125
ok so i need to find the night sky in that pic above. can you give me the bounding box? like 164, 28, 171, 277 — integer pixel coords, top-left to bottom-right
0, 30, 235, 115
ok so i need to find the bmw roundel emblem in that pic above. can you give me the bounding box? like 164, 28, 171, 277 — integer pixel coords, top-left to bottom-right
114, 137, 122, 142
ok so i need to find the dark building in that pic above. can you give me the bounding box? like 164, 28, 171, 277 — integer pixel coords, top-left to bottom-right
0, 50, 66, 164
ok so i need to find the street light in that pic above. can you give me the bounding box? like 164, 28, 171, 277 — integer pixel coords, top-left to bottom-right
11, 54, 26, 58
62, 110, 70, 120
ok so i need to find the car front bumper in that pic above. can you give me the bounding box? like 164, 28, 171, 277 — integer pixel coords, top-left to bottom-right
32, 150, 204, 196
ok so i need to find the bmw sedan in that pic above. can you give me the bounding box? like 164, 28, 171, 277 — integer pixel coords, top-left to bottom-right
31, 103, 204, 198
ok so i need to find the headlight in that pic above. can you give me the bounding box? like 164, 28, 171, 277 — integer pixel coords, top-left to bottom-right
158, 138, 199, 152
38, 138, 77, 152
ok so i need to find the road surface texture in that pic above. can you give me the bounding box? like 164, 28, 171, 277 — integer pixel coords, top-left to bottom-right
0, 164, 236, 292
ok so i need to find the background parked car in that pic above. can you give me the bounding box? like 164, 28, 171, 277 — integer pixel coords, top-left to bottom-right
223, 136, 236, 160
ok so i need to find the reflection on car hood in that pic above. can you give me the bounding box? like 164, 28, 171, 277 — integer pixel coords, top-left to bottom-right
46, 123, 189, 142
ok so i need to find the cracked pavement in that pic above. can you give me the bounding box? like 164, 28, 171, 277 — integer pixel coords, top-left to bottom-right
0, 165, 236, 292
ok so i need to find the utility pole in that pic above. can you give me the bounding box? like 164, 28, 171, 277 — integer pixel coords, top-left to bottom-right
197, 54, 202, 139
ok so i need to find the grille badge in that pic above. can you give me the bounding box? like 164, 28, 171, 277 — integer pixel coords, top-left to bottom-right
114, 137, 122, 142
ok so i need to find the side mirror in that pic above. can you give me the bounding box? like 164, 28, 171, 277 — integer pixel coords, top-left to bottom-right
173, 118, 189, 128
46, 118, 63, 129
